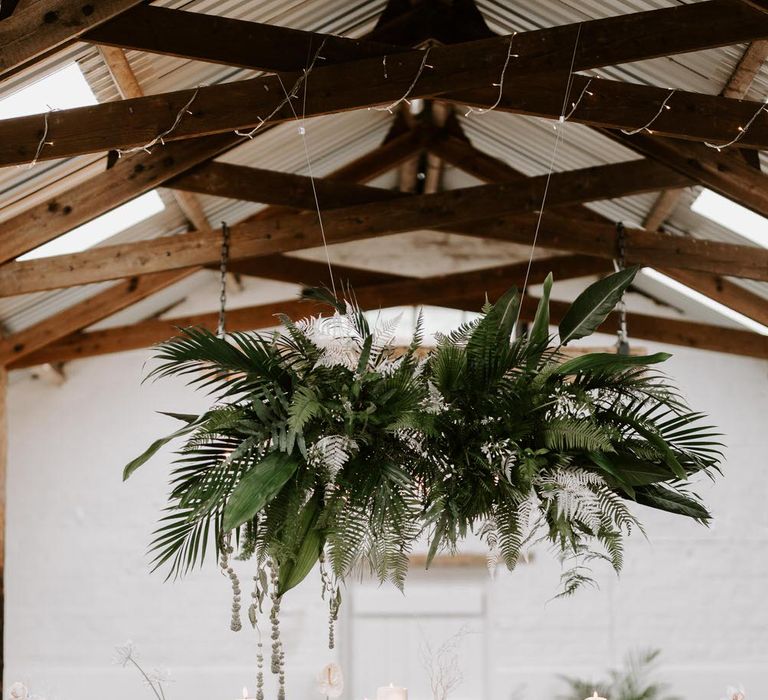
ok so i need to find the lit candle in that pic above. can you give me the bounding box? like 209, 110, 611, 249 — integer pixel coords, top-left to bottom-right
377, 683, 407, 700
583, 692, 607, 700
239, 688, 255, 700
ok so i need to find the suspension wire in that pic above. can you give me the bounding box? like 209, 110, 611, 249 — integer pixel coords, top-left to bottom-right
217, 222, 231, 337
515, 22, 583, 328
614, 222, 630, 356
276, 38, 337, 297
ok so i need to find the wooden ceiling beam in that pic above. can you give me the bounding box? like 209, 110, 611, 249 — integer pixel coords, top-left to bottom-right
7, 256, 608, 367
0, 122, 425, 265
85, 5, 402, 73
430, 130, 768, 325
659, 269, 768, 327
99, 44, 212, 234
0, 159, 690, 295
642, 38, 768, 231
0, 270, 193, 365
738, 1, 768, 14
0, 133, 241, 264
0, 0, 143, 80
7, 66, 768, 167
467, 212, 767, 282
366, 0, 495, 44
446, 73, 768, 151
607, 131, 768, 219
0, 130, 427, 366
722, 39, 768, 99
83, 2, 768, 76
8, 2, 768, 165
227, 255, 407, 289
171, 162, 401, 210
11, 256, 767, 368
0, 0, 23, 20
177, 152, 768, 321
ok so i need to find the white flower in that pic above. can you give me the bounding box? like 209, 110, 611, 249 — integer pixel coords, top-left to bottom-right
147, 667, 172, 684
722, 686, 746, 700
114, 641, 137, 667
9, 683, 29, 700
316, 662, 344, 698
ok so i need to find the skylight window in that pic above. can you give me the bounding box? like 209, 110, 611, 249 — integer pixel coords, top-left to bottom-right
0, 62, 97, 120
641, 268, 768, 336
18, 191, 166, 261
691, 188, 768, 248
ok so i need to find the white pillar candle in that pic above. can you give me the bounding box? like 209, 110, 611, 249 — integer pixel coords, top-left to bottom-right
377, 683, 407, 700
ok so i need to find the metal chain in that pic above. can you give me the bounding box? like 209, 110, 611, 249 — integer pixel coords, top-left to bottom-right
614, 222, 630, 356
217, 222, 230, 337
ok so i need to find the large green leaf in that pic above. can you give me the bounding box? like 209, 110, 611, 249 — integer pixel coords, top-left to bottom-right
278, 494, 324, 595
554, 351, 671, 376
223, 452, 299, 531
528, 272, 553, 352
558, 267, 639, 345
123, 413, 203, 481
589, 451, 678, 490
635, 484, 711, 522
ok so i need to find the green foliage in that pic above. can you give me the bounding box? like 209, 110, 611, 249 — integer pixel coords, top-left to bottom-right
559, 648, 681, 700
559, 266, 639, 344
125, 269, 722, 599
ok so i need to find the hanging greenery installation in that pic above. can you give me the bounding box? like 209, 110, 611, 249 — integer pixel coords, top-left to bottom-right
124, 266, 721, 636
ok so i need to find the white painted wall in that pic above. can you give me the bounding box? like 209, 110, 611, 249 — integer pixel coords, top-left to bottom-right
5, 314, 768, 700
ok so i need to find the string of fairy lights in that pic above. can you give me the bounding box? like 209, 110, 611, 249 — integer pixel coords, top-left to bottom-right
24, 33, 768, 169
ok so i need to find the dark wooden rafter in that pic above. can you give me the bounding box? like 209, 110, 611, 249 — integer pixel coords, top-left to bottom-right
366, 0, 496, 44
0, 133, 242, 265
85, 5, 403, 72
9, 257, 602, 367
0, 0, 144, 79
0, 0, 22, 21
738, 0, 768, 14
446, 73, 768, 150
429, 130, 768, 326
174, 157, 768, 284
99, 44, 212, 234
5, 67, 768, 166
6, 3, 768, 164
83, 2, 768, 75
643, 38, 768, 231
0, 2, 754, 372
0, 159, 693, 296
0, 121, 428, 265
467, 212, 768, 282
10, 256, 767, 368
607, 130, 768, 219
0, 130, 428, 366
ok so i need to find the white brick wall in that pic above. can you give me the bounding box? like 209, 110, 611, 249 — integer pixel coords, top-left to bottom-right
6, 333, 768, 700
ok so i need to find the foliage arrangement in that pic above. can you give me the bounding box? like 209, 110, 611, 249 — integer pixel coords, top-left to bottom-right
558, 648, 680, 700
124, 267, 721, 672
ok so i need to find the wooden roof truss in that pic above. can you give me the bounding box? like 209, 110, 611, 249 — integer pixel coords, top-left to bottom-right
1, 0, 767, 370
